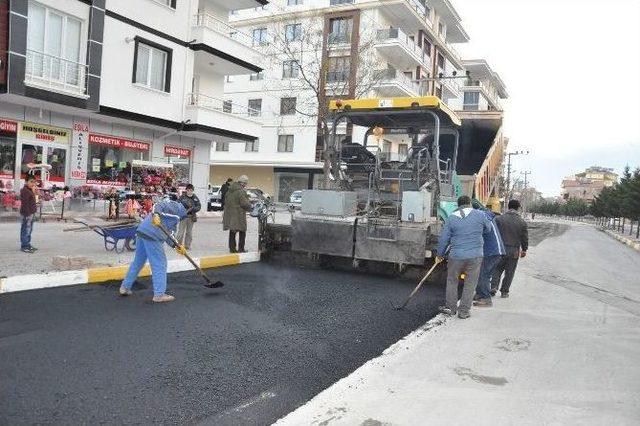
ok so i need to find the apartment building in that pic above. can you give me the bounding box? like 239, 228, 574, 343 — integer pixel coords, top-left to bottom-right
0, 0, 266, 203
219, 0, 469, 202
561, 166, 618, 203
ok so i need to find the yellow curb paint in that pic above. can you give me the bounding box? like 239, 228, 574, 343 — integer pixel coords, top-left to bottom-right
87, 264, 151, 283
199, 254, 239, 269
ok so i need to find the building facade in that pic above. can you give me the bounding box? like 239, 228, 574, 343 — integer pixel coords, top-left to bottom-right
0, 0, 267, 203
220, 0, 470, 202
561, 166, 618, 203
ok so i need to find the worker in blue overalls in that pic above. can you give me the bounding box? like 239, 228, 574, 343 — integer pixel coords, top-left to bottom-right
119, 199, 187, 303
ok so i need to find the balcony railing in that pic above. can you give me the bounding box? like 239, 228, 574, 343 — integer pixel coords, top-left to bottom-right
375, 28, 431, 67
375, 68, 422, 95
187, 93, 260, 118
25, 49, 87, 96
193, 13, 255, 48
462, 79, 502, 110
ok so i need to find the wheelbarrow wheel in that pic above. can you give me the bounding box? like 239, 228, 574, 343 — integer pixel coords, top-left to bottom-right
125, 238, 136, 251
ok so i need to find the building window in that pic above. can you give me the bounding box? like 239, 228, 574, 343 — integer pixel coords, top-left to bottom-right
133, 38, 172, 92
423, 38, 432, 56
252, 28, 268, 45
328, 17, 353, 44
245, 140, 259, 152
330, 0, 355, 5
26, 1, 83, 88
154, 0, 176, 7
282, 60, 300, 78
226, 75, 235, 83
463, 91, 480, 110
250, 71, 264, 81
223, 100, 232, 113
280, 97, 297, 115
215, 141, 229, 152
285, 23, 302, 42
437, 53, 445, 70
398, 143, 408, 161
287, 0, 303, 5
438, 21, 444, 36
327, 56, 350, 82
435, 86, 442, 99
248, 99, 262, 116
278, 135, 294, 152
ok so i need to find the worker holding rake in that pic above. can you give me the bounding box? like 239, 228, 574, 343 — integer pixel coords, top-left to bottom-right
119, 199, 188, 303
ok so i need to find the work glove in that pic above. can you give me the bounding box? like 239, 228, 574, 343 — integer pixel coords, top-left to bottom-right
152, 214, 161, 227
175, 244, 187, 256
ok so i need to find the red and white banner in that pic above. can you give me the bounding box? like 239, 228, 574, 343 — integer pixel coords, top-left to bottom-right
0, 119, 17, 134
164, 145, 191, 157
70, 122, 89, 181
86, 179, 127, 187
89, 133, 150, 152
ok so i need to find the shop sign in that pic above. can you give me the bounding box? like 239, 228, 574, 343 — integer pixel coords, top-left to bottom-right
164, 145, 191, 157
86, 179, 127, 187
0, 119, 17, 134
19, 122, 70, 144
89, 134, 150, 151
70, 122, 89, 180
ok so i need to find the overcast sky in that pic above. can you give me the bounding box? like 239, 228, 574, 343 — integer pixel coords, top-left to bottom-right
453, 0, 640, 196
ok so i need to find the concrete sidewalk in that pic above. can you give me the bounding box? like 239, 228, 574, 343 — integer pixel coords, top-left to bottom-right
275, 221, 640, 425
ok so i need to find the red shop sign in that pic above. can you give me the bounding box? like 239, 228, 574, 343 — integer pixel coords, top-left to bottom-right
88, 133, 150, 151
164, 145, 191, 157
0, 119, 18, 134
86, 179, 127, 187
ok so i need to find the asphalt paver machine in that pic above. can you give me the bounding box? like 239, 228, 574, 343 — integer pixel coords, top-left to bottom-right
260, 96, 463, 271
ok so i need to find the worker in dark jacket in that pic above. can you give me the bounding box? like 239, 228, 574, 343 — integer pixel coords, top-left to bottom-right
222, 175, 252, 253
220, 178, 232, 210
491, 199, 529, 298
177, 184, 201, 250
19, 176, 38, 253
473, 207, 506, 307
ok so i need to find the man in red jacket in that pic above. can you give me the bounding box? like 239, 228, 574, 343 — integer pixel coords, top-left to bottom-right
19, 176, 38, 253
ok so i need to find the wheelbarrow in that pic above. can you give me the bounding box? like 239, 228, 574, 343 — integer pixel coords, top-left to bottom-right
69, 219, 138, 253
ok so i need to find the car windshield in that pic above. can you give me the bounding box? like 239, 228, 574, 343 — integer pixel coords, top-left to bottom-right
210, 186, 220, 192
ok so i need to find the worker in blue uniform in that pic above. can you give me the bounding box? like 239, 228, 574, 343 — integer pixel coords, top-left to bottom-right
119, 199, 188, 303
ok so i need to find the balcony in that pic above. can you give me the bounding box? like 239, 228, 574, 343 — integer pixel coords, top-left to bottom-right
380, 0, 433, 32
437, 66, 460, 99
185, 93, 262, 139
24, 50, 88, 98
373, 68, 424, 97
375, 28, 430, 70
461, 80, 503, 111
191, 13, 264, 75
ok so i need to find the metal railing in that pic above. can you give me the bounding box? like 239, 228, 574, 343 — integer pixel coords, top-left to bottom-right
375, 68, 421, 95
25, 49, 87, 95
462, 79, 502, 109
186, 93, 261, 118
193, 13, 255, 48
375, 28, 431, 67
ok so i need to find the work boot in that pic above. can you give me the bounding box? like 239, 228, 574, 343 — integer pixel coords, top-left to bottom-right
21, 247, 35, 254
119, 286, 132, 296
229, 248, 237, 253
438, 306, 456, 316
458, 311, 471, 319
490, 289, 497, 296
501, 292, 510, 298
473, 298, 493, 307
152, 294, 175, 303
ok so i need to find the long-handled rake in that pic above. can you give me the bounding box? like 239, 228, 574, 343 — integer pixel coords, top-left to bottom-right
393, 258, 443, 310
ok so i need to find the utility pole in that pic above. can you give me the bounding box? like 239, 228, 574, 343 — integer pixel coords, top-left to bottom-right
521, 171, 531, 215
504, 150, 529, 211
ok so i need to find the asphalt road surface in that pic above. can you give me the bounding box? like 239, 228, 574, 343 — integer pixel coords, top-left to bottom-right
0, 221, 565, 425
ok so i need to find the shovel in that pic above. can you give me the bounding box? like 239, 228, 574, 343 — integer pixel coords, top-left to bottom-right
393, 257, 443, 310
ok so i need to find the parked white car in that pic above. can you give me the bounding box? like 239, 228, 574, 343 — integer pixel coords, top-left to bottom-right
207, 185, 222, 211
289, 190, 303, 209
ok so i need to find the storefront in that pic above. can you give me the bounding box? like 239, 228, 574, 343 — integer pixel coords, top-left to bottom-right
163, 145, 192, 187
17, 122, 71, 187
0, 119, 18, 191
86, 133, 150, 187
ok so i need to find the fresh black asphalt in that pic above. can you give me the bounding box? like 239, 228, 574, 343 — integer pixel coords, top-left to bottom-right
0, 261, 444, 425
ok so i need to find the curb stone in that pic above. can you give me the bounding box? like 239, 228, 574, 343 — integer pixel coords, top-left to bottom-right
600, 228, 640, 252
0, 251, 260, 294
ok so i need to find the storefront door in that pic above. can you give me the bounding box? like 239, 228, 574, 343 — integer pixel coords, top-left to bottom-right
20, 143, 67, 184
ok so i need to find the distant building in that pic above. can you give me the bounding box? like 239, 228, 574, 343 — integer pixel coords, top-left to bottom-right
561, 166, 618, 203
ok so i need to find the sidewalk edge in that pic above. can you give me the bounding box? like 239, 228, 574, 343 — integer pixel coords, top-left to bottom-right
0, 251, 261, 294
600, 228, 640, 252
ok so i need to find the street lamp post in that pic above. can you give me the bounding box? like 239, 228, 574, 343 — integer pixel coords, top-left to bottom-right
504, 150, 529, 211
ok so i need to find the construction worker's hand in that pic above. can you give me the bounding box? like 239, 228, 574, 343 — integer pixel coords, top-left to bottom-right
152, 214, 161, 227
520, 251, 527, 258
175, 244, 187, 256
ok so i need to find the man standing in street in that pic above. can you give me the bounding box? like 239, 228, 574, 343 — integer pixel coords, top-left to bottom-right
19, 176, 38, 254
473, 205, 506, 307
177, 183, 201, 250
491, 199, 529, 298
223, 175, 252, 253
436, 196, 492, 319
220, 178, 232, 210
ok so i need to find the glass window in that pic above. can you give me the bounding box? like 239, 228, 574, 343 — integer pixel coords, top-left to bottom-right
86, 144, 148, 185
328, 17, 352, 44
223, 100, 233, 113
252, 28, 268, 45
245, 140, 259, 152
280, 97, 297, 115
134, 41, 169, 91
250, 71, 264, 81
215, 141, 229, 152
327, 57, 350, 82
282, 60, 300, 79
165, 153, 190, 186
277, 135, 294, 152
248, 99, 262, 116
0, 136, 16, 187
285, 23, 302, 42
287, 0, 303, 5
437, 53, 445, 70
398, 143, 408, 161
463, 91, 480, 110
